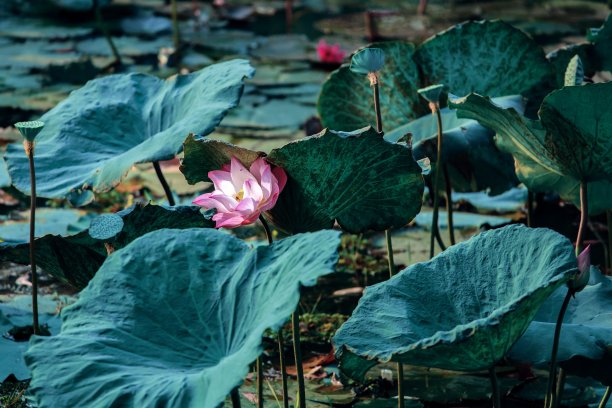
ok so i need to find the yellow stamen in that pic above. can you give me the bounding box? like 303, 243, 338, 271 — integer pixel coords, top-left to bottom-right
235, 189, 244, 201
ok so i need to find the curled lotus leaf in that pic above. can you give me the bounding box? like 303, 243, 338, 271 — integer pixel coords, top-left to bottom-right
509, 267, 612, 386
25, 228, 341, 408
414, 20, 554, 97
5, 60, 254, 206
334, 224, 577, 379
181, 127, 425, 234
449, 82, 612, 214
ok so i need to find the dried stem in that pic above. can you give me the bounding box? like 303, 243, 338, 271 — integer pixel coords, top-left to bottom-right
171, 0, 181, 58
385, 230, 404, 408
607, 211, 612, 272
93, 0, 122, 67
544, 289, 572, 408
599, 386, 611, 408
369, 74, 383, 134
527, 190, 534, 227
231, 388, 241, 408
24, 141, 39, 335
256, 357, 264, 408
153, 161, 176, 206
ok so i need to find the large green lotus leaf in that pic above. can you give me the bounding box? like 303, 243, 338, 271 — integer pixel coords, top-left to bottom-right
181, 127, 425, 234
0, 204, 212, 289
317, 42, 422, 132
4, 60, 254, 206
25, 228, 341, 407
385, 96, 522, 195
509, 267, 612, 385
414, 20, 553, 97
334, 224, 577, 378
450, 83, 612, 214
589, 13, 612, 72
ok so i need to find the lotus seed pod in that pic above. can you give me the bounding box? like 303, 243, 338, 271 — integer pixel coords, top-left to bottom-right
417, 84, 445, 104
14, 121, 44, 142
350, 48, 385, 75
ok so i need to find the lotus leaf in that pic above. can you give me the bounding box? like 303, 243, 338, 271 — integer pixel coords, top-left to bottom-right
317, 42, 422, 132
181, 127, 424, 234
334, 224, 577, 379
25, 228, 341, 407
5, 60, 254, 206
385, 96, 523, 195
449, 83, 612, 214
547, 43, 597, 88
588, 13, 612, 72
414, 20, 554, 97
0, 204, 212, 289
509, 267, 612, 385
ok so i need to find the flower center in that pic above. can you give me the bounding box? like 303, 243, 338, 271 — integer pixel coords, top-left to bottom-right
235, 189, 245, 201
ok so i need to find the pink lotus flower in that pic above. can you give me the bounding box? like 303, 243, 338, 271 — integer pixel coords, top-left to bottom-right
317, 40, 346, 64
193, 157, 287, 229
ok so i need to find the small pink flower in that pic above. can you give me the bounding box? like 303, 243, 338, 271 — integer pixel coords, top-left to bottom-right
570, 245, 591, 292
317, 40, 346, 64
193, 157, 287, 229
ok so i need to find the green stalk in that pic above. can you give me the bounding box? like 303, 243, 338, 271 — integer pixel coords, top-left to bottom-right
24, 141, 39, 335
599, 386, 611, 408
171, 0, 181, 60
607, 210, 612, 272
429, 104, 444, 258
442, 164, 455, 245
153, 161, 175, 206
553, 368, 566, 407
489, 367, 501, 408
372, 71, 404, 408
385, 230, 404, 408
527, 191, 534, 227
292, 311, 306, 408
257, 357, 264, 408
544, 289, 572, 408
231, 388, 242, 408
93, 0, 121, 67
259, 216, 289, 408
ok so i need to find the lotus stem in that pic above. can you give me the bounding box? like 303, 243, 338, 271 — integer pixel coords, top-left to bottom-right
24, 141, 39, 335
442, 164, 455, 245
553, 368, 566, 407
527, 191, 534, 227
544, 289, 572, 408
599, 386, 611, 408
369, 74, 383, 133
153, 161, 175, 206
385, 230, 404, 408
429, 104, 444, 259
292, 311, 306, 408
256, 357, 264, 408
576, 181, 588, 257
489, 367, 501, 408
258, 216, 289, 408
285, 0, 293, 33
171, 0, 181, 60
93, 0, 122, 67
230, 388, 241, 408
607, 210, 612, 272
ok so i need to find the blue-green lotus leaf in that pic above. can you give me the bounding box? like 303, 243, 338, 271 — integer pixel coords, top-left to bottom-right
317, 42, 423, 132
414, 20, 554, 97
5, 60, 254, 206
334, 224, 577, 378
0, 204, 213, 289
25, 228, 340, 408
385, 96, 522, 195
350, 48, 385, 75
450, 82, 612, 214
88, 213, 124, 241
14, 120, 44, 142
509, 267, 612, 385
588, 13, 612, 72
547, 43, 597, 88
